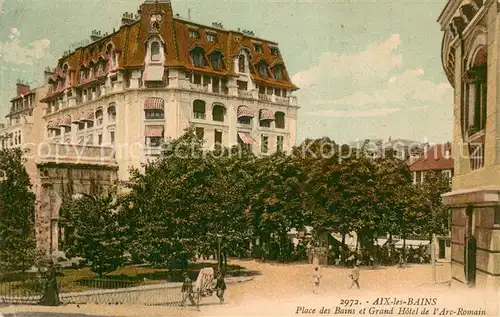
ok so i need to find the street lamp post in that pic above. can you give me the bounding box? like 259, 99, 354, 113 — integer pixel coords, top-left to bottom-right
216, 234, 222, 270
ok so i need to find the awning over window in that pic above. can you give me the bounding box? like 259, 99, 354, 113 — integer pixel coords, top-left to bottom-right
47, 120, 60, 129
144, 97, 165, 110
80, 112, 95, 122
237, 105, 254, 118
143, 66, 165, 82
72, 116, 81, 123
238, 132, 256, 144
259, 108, 274, 121
145, 125, 164, 137
58, 115, 72, 127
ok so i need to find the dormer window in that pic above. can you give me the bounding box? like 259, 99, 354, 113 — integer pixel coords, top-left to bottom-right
274, 64, 284, 80
271, 47, 280, 56
151, 41, 161, 61
238, 54, 246, 73
190, 47, 205, 67
206, 32, 216, 42
189, 29, 200, 39
210, 51, 224, 70
258, 62, 269, 78
254, 44, 263, 54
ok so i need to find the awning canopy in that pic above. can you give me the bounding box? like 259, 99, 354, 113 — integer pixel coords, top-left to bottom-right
58, 115, 72, 127
259, 108, 274, 121
72, 116, 81, 123
237, 105, 254, 118
145, 125, 164, 137
394, 239, 430, 248
81, 112, 95, 122
238, 132, 256, 144
144, 97, 164, 110
47, 120, 60, 129
143, 66, 165, 82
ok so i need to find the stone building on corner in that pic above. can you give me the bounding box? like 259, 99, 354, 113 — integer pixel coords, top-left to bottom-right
0, 0, 299, 257
438, 0, 500, 288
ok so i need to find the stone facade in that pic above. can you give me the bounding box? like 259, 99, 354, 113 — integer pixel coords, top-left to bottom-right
35, 165, 117, 254
0, 0, 298, 255
438, 0, 500, 289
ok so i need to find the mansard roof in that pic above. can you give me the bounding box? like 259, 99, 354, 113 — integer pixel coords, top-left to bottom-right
52, 0, 297, 90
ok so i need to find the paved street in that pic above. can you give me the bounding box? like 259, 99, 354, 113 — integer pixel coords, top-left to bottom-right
2, 260, 497, 317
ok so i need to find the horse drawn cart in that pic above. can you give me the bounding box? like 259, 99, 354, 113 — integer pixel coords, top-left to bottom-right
193, 267, 215, 305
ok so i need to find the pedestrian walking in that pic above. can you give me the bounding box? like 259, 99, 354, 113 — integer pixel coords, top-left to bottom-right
215, 271, 226, 304
349, 265, 360, 289
312, 267, 322, 294
181, 272, 198, 308
39, 261, 60, 306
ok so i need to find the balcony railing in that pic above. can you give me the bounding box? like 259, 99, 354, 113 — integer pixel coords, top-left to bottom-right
275, 96, 290, 105
189, 83, 208, 92
259, 94, 272, 102
238, 90, 253, 98
38, 143, 116, 166
193, 112, 206, 120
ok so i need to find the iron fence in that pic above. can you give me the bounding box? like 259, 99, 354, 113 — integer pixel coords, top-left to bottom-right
0, 280, 43, 305
61, 283, 184, 306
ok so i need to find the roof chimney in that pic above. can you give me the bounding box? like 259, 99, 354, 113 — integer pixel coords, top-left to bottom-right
121, 12, 136, 25
16, 82, 30, 97
90, 29, 103, 42
44, 66, 54, 83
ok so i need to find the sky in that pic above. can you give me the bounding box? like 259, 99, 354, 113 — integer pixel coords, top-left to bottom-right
0, 0, 453, 144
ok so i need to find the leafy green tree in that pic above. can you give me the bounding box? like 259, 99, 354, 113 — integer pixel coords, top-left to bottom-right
60, 193, 127, 276
0, 148, 36, 273
124, 128, 210, 268
411, 170, 451, 238
247, 153, 308, 262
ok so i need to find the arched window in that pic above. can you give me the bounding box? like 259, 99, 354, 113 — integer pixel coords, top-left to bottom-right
237, 105, 253, 125
106, 44, 113, 55
151, 41, 161, 61
88, 62, 95, 78
95, 108, 103, 126
212, 104, 225, 122
274, 65, 283, 80
210, 51, 224, 70
275, 112, 285, 129
238, 54, 245, 73
193, 100, 206, 119
258, 62, 268, 77
144, 97, 164, 119
190, 48, 205, 67
108, 103, 116, 122
463, 33, 487, 170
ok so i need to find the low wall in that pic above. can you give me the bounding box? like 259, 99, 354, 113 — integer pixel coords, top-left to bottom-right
61, 283, 183, 306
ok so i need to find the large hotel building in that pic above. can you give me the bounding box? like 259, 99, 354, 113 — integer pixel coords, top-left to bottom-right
439, 0, 499, 288
0, 0, 298, 254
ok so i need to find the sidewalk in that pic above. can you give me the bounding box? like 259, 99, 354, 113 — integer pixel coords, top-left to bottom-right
0, 276, 254, 317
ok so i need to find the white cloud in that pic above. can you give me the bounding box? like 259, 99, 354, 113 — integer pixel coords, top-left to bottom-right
313, 69, 451, 108
0, 37, 51, 66
291, 34, 452, 122
292, 34, 402, 89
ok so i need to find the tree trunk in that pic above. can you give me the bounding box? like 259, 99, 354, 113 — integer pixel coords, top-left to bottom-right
341, 232, 346, 264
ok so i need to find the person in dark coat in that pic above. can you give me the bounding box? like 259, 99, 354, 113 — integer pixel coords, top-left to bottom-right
215, 271, 226, 304
39, 261, 60, 306
181, 272, 197, 308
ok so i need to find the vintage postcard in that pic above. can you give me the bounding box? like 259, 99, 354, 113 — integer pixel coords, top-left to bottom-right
0, 0, 499, 316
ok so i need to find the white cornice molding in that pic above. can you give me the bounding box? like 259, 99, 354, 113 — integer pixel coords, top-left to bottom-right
438, 0, 462, 29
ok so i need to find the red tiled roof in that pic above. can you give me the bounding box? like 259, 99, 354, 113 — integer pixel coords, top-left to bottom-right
43, 0, 297, 100
409, 144, 454, 172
